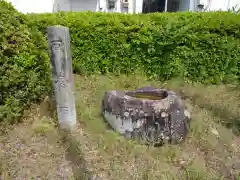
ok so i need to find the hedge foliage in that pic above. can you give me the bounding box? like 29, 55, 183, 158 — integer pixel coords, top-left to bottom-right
0, 1, 51, 124
1, 0, 240, 124
27, 11, 240, 83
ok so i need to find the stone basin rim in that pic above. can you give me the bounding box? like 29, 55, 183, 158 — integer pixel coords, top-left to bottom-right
124, 89, 169, 102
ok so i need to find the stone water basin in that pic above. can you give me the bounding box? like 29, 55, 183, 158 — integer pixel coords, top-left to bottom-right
101, 86, 191, 146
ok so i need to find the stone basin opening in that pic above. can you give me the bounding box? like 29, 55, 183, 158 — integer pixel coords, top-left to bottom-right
126, 90, 168, 101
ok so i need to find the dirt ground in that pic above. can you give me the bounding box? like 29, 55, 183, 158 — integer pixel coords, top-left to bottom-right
1, 74, 240, 180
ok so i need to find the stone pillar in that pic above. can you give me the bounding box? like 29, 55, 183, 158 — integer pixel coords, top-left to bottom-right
47, 25, 77, 130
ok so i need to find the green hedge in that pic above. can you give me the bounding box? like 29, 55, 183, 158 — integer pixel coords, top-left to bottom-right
0, 1, 51, 124
26, 11, 240, 83
1, 0, 240, 124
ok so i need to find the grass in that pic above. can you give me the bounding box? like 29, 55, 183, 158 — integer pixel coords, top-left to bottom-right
1, 74, 240, 179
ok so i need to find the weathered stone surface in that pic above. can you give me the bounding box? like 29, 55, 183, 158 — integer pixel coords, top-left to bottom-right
47, 25, 76, 130
101, 86, 191, 146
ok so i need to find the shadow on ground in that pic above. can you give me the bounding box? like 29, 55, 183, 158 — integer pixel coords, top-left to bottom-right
40, 97, 102, 180
60, 130, 102, 180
